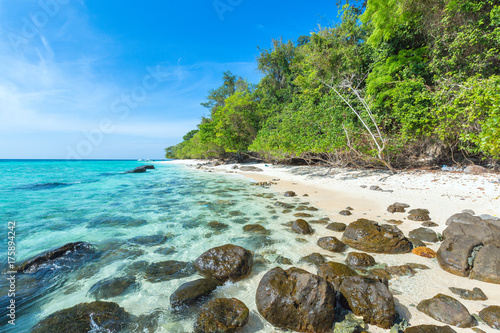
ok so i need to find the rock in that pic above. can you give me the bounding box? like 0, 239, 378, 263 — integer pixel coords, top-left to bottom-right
386, 264, 417, 277
143, 165, 155, 169
404, 325, 457, 333
194, 245, 253, 283
125, 166, 148, 173
437, 235, 483, 277
194, 298, 249, 333
333, 313, 366, 333
317, 236, 347, 252
449, 287, 487, 301
412, 247, 437, 258
345, 252, 376, 268
88, 276, 137, 299
327, 222, 347, 232
144, 261, 196, 283
276, 256, 293, 265
128, 234, 170, 245
409, 228, 439, 243
239, 166, 263, 172
256, 267, 336, 333
207, 221, 229, 231
408, 237, 427, 248
469, 244, 500, 284
284, 191, 296, 197
243, 224, 269, 235
464, 165, 487, 174
370, 185, 383, 191
408, 209, 431, 221
339, 276, 396, 329
294, 212, 313, 218
317, 262, 358, 290
479, 306, 500, 329
292, 219, 314, 235
342, 219, 412, 254
443, 217, 500, 248
416, 294, 476, 328
445, 212, 482, 226
31, 301, 132, 333
387, 202, 410, 213
422, 221, 439, 227
387, 219, 403, 225
339, 210, 352, 216
300, 253, 327, 267
368, 268, 392, 281
170, 278, 220, 307
18, 242, 94, 273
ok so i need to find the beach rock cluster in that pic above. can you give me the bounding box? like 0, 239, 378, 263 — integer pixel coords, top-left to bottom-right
437, 212, 500, 284
125, 165, 155, 173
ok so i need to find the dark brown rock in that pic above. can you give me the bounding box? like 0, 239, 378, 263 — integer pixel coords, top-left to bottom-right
422, 221, 439, 227
294, 212, 313, 218
408, 237, 427, 248
317, 236, 347, 252
345, 252, 376, 268
292, 219, 314, 235
409, 227, 439, 243
449, 287, 487, 301
479, 305, 500, 329
469, 244, 500, 284
416, 294, 476, 328
317, 262, 357, 290
31, 301, 131, 333
170, 278, 220, 307
408, 209, 431, 221
194, 298, 249, 333
387, 202, 410, 213
339, 276, 396, 329
436, 235, 483, 277
326, 222, 347, 232
284, 191, 296, 197
404, 325, 457, 333
299, 253, 327, 267
243, 224, 269, 235
339, 210, 352, 216
194, 245, 253, 283
256, 267, 335, 333
342, 219, 412, 254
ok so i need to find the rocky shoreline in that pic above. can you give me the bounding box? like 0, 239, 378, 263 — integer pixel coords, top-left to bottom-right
18, 161, 500, 332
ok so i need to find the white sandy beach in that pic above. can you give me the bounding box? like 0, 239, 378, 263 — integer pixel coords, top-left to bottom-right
158, 159, 500, 332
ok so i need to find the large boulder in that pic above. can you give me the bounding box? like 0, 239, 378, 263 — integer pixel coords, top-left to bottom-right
338, 276, 396, 329
18, 242, 94, 273
479, 306, 500, 330
31, 301, 132, 333
256, 267, 336, 333
469, 244, 500, 284
170, 278, 220, 307
416, 294, 476, 328
194, 245, 253, 283
341, 219, 412, 254
436, 236, 483, 277
317, 262, 358, 290
194, 298, 249, 333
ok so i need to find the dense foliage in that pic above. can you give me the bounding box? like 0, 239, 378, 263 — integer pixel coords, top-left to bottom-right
166, 0, 500, 167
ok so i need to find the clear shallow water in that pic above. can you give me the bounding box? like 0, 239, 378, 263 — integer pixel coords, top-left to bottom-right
0, 160, 331, 332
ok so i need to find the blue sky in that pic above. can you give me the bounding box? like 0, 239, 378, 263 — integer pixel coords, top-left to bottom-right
0, 0, 341, 159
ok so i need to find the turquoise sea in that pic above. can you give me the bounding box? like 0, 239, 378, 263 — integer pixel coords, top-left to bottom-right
0, 160, 328, 332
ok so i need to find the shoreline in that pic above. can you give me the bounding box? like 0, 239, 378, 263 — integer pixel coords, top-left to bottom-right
158, 159, 500, 332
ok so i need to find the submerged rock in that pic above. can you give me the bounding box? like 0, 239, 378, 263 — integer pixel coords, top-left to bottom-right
194, 244, 253, 283
317, 236, 347, 252
18, 242, 95, 273
256, 267, 335, 333
31, 301, 132, 333
292, 219, 314, 234
88, 276, 137, 300
448, 287, 487, 301
345, 252, 376, 268
342, 219, 412, 254
170, 278, 220, 307
479, 306, 500, 329
417, 294, 476, 328
144, 261, 196, 283
339, 275, 396, 329
128, 234, 171, 245
194, 298, 249, 333
207, 221, 229, 231
243, 224, 270, 235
